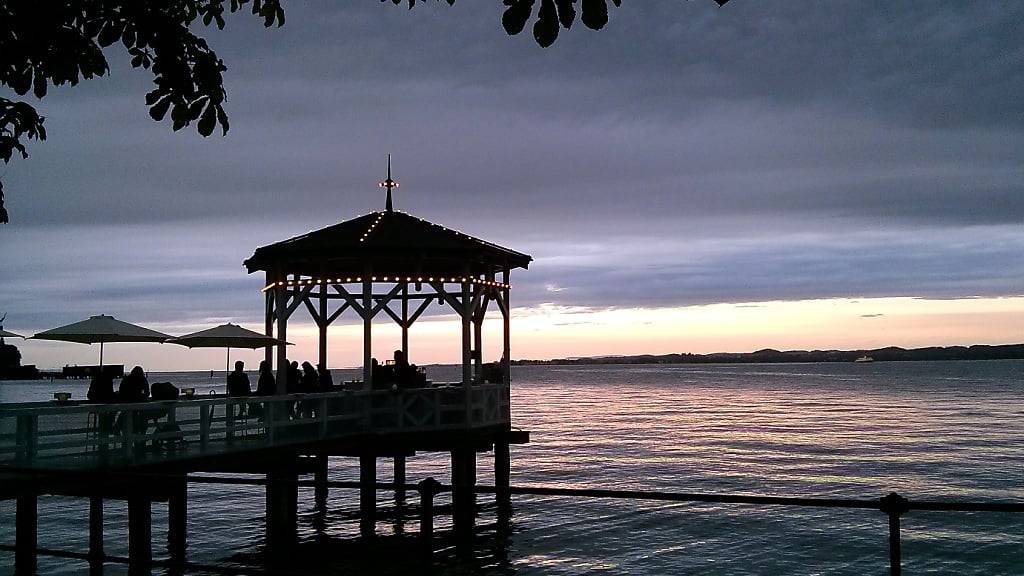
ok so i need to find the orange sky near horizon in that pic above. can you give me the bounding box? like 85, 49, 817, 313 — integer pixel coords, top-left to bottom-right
14, 295, 1024, 372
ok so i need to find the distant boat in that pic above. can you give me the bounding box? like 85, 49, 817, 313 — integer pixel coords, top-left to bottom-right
854, 355, 875, 363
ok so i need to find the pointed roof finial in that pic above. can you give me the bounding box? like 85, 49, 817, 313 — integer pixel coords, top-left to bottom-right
377, 154, 399, 212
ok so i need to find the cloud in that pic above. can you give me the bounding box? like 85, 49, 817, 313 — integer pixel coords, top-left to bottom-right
1, 0, 1022, 355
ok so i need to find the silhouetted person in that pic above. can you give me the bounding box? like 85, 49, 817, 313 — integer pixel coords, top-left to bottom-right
288, 360, 300, 390
298, 361, 318, 417
115, 366, 149, 436
256, 360, 276, 396
300, 361, 318, 393
226, 360, 250, 418
87, 372, 117, 434
317, 363, 333, 391
227, 360, 251, 396
87, 372, 116, 403
393, 349, 412, 388
118, 366, 149, 402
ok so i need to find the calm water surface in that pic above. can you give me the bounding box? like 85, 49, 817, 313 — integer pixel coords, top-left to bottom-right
1, 361, 1023, 575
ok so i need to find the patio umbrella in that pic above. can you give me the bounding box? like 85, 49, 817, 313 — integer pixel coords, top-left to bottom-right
0, 328, 24, 339
168, 323, 290, 374
31, 314, 171, 367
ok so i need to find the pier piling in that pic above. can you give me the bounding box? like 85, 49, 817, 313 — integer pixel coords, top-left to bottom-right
15, 492, 37, 576
168, 476, 187, 561
360, 455, 377, 538
451, 448, 477, 539
266, 465, 298, 553
314, 454, 329, 507
89, 496, 104, 564
394, 455, 407, 506
495, 441, 511, 516
127, 494, 152, 575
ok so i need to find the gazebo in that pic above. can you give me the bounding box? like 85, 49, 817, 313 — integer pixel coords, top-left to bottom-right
243, 167, 532, 398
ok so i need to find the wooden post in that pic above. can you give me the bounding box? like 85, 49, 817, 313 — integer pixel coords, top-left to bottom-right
363, 273, 373, 388
319, 278, 328, 371
473, 304, 483, 383
266, 464, 298, 554
127, 494, 152, 575
401, 283, 409, 357
275, 280, 289, 393
394, 455, 407, 506
360, 455, 377, 538
502, 268, 511, 388
89, 496, 104, 564
418, 477, 440, 561
451, 448, 476, 539
168, 476, 187, 562
314, 454, 328, 510
461, 278, 472, 388
265, 272, 274, 368
15, 492, 36, 576
495, 441, 511, 517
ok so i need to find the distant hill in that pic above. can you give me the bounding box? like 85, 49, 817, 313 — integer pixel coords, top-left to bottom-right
512, 344, 1024, 365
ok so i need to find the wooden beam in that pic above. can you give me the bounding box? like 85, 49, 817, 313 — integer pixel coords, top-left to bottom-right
379, 302, 404, 327
284, 283, 314, 318
325, 301, 350, 326
371, 283, 404, 317
331, 284, 366, 319
303, 297, 322, 326
429, 282, 465, 318
407, 296, 434, 327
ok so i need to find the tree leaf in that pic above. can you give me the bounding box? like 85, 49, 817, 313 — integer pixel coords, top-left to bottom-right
554, 0, 576, 29
197, 103, 217, 137
533, 0, 559, 47
580, 0, 608, 30
502, 0, 535, 36
149, 96, 172, 121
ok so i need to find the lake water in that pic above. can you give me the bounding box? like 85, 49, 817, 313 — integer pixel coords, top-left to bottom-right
2, 361, 1023, 575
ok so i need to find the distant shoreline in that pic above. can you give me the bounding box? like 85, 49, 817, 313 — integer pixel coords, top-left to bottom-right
511, 344, 1024, 366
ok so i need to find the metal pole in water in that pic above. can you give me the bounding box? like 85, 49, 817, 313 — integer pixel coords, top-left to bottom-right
880, 492, 909, 576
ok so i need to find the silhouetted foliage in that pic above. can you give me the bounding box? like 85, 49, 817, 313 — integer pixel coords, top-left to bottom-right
0, 0, 729, 223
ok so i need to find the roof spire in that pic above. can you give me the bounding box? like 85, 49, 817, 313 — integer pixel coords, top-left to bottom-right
377, 154, 399, 212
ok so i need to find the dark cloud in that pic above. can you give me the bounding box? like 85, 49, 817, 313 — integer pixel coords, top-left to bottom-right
1, 1, 1022, 335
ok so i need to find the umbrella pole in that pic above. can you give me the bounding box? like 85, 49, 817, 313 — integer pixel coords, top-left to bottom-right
99, 342, 104, 369
226, 347, 231, 376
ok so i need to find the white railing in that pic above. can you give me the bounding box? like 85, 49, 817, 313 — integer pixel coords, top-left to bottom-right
0, 383, 511, 470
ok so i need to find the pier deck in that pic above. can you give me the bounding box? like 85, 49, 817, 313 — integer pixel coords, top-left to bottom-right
0, 382, 518, 475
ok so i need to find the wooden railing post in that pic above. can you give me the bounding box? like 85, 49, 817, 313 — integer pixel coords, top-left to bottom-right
319, 397, 329, 438
226, 400, 236, 443
199, 405, 210, 449
266, 400, 276, 445
122, 408, 135, 461
15, 414, 37, 464
880, 492, 909, 576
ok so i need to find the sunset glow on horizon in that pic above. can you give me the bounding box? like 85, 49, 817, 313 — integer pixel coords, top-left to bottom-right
14, 295, 1023, 371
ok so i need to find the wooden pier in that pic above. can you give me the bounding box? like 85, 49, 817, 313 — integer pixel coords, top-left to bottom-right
0, 385, 528, 573
1, 177, 535, 574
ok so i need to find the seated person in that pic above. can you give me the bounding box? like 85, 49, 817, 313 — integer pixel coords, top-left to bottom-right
87, 373, 116, 403
227, 361, 251, 396
118, 366, 150, 402
317, 363, 334, 391
115, 366, 150, 436
393, 350, 426, 389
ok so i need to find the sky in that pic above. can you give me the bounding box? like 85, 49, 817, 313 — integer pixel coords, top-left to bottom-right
1, 1, 1022, 370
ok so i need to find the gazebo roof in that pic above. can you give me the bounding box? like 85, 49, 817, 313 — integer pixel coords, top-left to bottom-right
244, 210, 532, 279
